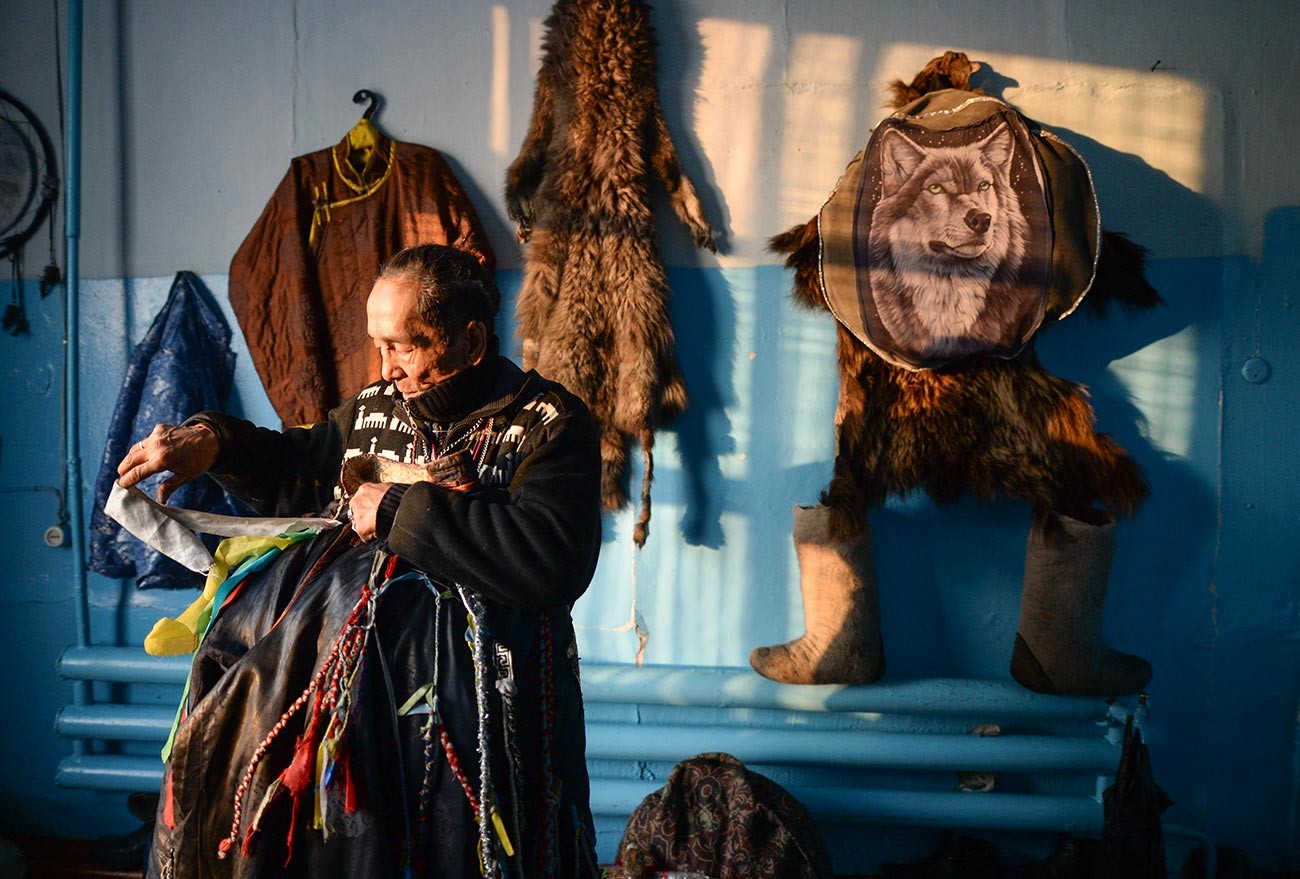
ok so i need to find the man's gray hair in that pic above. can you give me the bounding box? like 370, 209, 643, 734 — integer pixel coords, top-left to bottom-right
377, 244, 499, 343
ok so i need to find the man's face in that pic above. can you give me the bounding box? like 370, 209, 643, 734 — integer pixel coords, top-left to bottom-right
366, 276, 484, 400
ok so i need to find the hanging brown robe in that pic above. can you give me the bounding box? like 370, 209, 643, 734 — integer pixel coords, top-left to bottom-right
230, 123, 494, 427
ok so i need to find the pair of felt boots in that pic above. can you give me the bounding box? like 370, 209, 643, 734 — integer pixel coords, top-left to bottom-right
749, 505, 1152, 696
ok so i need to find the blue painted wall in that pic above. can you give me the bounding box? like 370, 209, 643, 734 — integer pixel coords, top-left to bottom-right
0, 0, 1297, 871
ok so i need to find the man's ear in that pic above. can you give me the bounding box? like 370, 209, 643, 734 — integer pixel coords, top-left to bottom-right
464, 321, 489, 365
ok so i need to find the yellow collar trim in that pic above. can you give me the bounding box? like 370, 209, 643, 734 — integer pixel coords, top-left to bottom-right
308, 124, 395, 249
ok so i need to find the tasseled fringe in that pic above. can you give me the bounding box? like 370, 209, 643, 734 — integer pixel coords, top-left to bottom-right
415, 588, 445, 827
162, 772, 176, 830
218, 552, 398, 862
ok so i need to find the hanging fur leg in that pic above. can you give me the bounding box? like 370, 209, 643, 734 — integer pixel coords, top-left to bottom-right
632, 429, 654, 548
1011, 512, 1152, 696
749, 504, 884, 685
600, 428, 629, 512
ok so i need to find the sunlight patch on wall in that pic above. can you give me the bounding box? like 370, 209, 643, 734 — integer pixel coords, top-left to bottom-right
489, 5, 511, 157
574, 517, 649, 662
1110, 325, 1200, 458
776, 301, 838, 468
660, 508, 747, 665
719, 262, 760, 482
873, 45, 1217, 201
693, 19, 773, 246
779, 32, 865, 228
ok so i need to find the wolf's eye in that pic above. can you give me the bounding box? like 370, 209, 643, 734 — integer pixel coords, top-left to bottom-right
927, 184, 944, 194
978, 181, 992, 191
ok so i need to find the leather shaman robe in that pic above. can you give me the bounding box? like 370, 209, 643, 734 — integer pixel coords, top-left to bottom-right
149, 358, 603, 879
230, 123, 495, 427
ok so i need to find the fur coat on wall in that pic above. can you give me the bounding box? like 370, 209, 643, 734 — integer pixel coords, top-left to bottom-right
505, 0, 716, 546
773, 53, 1163, 537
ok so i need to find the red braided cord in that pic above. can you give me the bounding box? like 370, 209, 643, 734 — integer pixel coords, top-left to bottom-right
439, 721, 480, 818
217, 683, 315, 858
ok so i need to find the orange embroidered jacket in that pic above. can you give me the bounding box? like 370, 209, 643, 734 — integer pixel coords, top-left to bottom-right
229, 122, 494, 427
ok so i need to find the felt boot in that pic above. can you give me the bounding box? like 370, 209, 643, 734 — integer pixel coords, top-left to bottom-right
1011, 513, 1152, 696
749, 504, 884, 685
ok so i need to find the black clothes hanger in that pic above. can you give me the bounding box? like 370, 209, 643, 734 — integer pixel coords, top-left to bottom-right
352, 89, 382, 121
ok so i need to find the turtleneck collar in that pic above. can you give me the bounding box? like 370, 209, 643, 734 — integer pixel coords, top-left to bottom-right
403, 347, 503, 425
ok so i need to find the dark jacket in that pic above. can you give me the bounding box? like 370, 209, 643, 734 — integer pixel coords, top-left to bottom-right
89, 271, 244, 589
150, 358, 603, 878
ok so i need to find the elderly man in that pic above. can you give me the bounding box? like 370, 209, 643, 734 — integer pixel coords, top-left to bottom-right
120, 244, 603, 878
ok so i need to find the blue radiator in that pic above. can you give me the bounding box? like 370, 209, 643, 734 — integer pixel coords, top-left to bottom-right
57, 646, 1125, 837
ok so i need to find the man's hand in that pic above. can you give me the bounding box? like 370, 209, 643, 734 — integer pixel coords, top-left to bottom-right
349, 482, 392, 541
117, 422, 220, 503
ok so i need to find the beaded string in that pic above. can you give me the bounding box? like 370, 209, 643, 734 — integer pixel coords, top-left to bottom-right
538, 612, 559, 878
496, 649, 526, 872
417, 714, 437, 824
416, 589, 444, 825
222, 616, 365, 859
458, 585, 501, 879
319, 647, 368, 842
470, 424, 493, 471
428, 416, 488, 461
399, 576, 513, 867
217, 684, 316, 858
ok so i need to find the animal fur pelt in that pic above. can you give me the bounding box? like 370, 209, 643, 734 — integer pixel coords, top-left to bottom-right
506, 0, 716, 547
774, 52, 1162, 538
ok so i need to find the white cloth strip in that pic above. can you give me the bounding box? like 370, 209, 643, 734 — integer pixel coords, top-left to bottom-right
105, 481, 341, 573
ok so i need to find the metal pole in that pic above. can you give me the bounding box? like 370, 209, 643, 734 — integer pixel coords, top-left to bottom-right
64, 0, 89, 741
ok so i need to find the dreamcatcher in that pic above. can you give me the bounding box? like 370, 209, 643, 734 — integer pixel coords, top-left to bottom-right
1, 89, 61, 335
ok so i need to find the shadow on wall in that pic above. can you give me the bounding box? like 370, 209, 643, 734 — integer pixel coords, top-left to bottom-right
444, 151, 520, 275
1199, 205, 1300, 859
651, 0, 732, 258
655, 0, 735, 551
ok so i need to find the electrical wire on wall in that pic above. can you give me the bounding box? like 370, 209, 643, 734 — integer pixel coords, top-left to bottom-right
0, 5, 70, 542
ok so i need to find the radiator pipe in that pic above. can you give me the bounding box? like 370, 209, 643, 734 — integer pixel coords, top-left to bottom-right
58, 646, 189, 684
57, 649, 1112, 721
54, 705, 1118, 774
54, 756, 1102, 834
580, 663, 1107, 720
585, 722, 1116, 773
588, 778, 1102, 833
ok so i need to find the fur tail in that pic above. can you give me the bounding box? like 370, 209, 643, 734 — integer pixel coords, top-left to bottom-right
769, 217, 828, 312
632, 429, 655, 547
1083, 231, 1164, 317
601, 429, 629, 513
888, 51, 982, 109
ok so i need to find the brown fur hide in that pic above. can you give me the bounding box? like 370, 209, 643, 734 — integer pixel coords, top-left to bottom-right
775, 53, 1162, 537
506, 0, 716, 546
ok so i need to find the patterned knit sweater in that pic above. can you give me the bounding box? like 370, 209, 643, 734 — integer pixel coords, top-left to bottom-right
194, 356, 602, 609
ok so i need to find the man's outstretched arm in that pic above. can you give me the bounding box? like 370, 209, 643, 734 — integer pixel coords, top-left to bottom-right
117, 413, 344, 518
